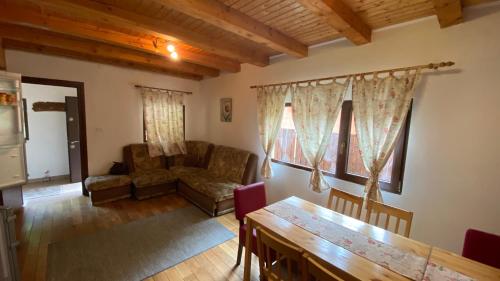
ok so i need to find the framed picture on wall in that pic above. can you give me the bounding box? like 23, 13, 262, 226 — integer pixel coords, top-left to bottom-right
220, 98, 232, 122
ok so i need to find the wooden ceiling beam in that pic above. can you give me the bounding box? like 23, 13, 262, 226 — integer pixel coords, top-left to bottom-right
155, 0, 308, 58
3, 40, 202, 80
0, 24, 215, 79
0, 38, 6, 70
433, 0, 463, 28
297, 0, 371, 45
0, 1, 241, 73
30, 0, 269, 67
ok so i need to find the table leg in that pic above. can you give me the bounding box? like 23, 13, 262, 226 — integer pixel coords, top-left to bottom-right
243, 218, 254, 281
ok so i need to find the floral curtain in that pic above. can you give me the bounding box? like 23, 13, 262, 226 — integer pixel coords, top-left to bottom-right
352, 70, 421, 203
142, 88, 186, 157
257, 85, 289, 178
292, 79, 350, 192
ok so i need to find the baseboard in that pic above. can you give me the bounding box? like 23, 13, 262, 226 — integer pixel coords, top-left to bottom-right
27, 174, 70, 184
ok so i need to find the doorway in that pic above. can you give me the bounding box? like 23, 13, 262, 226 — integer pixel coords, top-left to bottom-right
21, 77, 88, 199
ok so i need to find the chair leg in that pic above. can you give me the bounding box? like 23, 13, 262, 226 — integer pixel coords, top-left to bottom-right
236, 243, 243, 266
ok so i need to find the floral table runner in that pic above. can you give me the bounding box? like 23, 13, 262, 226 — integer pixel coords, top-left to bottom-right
264, 201, 474, 281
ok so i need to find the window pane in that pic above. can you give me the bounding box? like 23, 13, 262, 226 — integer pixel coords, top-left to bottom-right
346, 115, 393, 183
273, 106, 341, 174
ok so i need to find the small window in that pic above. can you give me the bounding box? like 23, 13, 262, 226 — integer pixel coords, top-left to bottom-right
272, 101, 411, 194
143, 105, 186, 142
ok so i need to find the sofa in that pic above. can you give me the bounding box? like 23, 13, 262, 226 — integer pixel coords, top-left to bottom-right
123, 141, 258, 216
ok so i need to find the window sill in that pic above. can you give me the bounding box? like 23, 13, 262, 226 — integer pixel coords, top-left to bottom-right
270, 158, 401, 195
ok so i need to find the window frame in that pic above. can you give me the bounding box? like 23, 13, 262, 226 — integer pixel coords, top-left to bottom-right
270, 100, 412, 194
143, 105, 186, 143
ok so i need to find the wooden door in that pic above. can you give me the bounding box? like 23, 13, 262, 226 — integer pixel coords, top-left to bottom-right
65, 96, 81, 183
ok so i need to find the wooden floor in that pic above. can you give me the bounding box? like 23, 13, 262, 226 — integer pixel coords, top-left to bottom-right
15, 185, 260, 281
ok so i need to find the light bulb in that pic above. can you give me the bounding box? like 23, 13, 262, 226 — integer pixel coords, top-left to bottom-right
166, 44, 175, 53
170, 51, 179, 60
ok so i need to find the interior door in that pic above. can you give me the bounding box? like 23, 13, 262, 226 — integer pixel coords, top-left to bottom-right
65, 96, 82, 183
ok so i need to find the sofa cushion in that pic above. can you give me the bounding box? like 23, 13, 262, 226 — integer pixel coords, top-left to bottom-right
179, 173, 241, 202
129, 144, 163, 172
131, 169, 177, 188
169, 166, 208, 178
85, 175, 131, 192
173, 141, 213, 168
207, 146, 250, 184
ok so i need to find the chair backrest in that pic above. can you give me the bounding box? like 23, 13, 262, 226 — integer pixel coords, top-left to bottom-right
304, 254, 346, 281
256, 227, 305, 281
326, 188, 364, 219
364, 200, 413, 237
462, 229, 500, 269
234, 182, 267, 223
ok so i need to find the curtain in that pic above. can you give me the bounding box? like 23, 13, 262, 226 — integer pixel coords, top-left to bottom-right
292, 79, 350, 192
142, 89, 186, 157
257, 85, 289, 178
352, 70, 421, 203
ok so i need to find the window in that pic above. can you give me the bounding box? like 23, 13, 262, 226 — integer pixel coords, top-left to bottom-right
272, 101, 411, 194
143, 105, 186, 143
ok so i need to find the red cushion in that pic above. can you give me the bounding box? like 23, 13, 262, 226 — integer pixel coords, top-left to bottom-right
239, 224, 258, 254
462, 229, 500, 269
234, 182, 267, 221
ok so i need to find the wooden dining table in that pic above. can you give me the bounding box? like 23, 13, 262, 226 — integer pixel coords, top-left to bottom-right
242, 196, 500, 281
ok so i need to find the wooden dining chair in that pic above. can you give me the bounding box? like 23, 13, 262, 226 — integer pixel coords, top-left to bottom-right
304, 254, 346, 281
256, 226, 306, 281
364, 200, 413, 237
326, 188, 364, 219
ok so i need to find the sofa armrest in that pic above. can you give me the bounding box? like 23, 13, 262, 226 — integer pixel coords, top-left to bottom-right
241, 153, 258, 185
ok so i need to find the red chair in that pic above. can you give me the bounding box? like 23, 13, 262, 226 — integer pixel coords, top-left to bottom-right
462, 228, 500, 269
234, 182, 267, 266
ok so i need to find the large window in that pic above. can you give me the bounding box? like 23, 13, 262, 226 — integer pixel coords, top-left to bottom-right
272, 101, 411, 194
143, 105, 186, 142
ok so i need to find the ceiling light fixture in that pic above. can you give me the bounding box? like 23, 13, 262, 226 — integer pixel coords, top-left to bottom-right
166, 44, 175, 53
170, 51, 179, 60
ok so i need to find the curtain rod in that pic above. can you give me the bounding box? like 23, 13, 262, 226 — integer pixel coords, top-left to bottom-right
249, 61, 455, 89
134, 84, 192, 95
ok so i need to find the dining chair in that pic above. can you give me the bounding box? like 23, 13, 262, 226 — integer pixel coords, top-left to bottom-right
303, 254, 346, 281
326, 188, 364, 219
234, 182, 267, 266
256, 226, 306, 281
462, 228, 500, 269
364, 200, 413, 237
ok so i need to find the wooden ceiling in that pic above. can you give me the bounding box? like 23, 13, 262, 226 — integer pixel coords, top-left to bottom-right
0, 0, 496, 80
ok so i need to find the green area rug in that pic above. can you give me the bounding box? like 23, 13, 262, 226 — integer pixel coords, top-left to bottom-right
47, 206, 235, 281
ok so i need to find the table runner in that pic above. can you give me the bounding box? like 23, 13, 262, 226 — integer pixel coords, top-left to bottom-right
265, 201, 474, 281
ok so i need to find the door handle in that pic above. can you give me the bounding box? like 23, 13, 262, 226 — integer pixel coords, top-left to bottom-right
70, 141, 80, 144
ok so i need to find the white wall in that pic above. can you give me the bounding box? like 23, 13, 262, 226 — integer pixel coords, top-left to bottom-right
23, 84, 77, 179
200, 4, 500, 253
5, 50, 208, 176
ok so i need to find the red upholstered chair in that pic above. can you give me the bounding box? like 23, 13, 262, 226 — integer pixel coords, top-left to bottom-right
234, 182, 267, 266
462, 228, 500, 269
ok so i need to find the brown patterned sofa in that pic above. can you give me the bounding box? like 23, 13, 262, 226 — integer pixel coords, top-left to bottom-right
123, 141, 258, 216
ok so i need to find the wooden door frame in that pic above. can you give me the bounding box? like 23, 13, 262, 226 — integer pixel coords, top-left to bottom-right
21, 76, 89, 196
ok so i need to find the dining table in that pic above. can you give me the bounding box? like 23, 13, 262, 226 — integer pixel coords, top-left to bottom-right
242, 196, 500, 281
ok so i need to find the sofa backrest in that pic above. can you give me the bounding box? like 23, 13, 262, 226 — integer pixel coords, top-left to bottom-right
172, 141, 214, 168
207, 145, 257, 184
123, 144, 165, 173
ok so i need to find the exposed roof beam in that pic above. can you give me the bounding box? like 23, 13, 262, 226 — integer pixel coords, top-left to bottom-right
155, 0, 308, 58
0, 38, 6, 70
4, 40, 202, 80
297, 0, 371, 45
0, 1, 240, 73
0, 24, 215, 79
31, 0, 269, 66
433, 0, 463, 28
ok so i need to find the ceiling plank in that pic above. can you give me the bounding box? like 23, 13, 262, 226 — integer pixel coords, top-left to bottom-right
31, 0, 270, 66
0, 24, 215, 79
155, 0, 308, 58
0, 1, 241, 73
0, 38, 6, 70
433, 0, 463, 28
4, 39, 202, 80
297, 0, 371, 45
